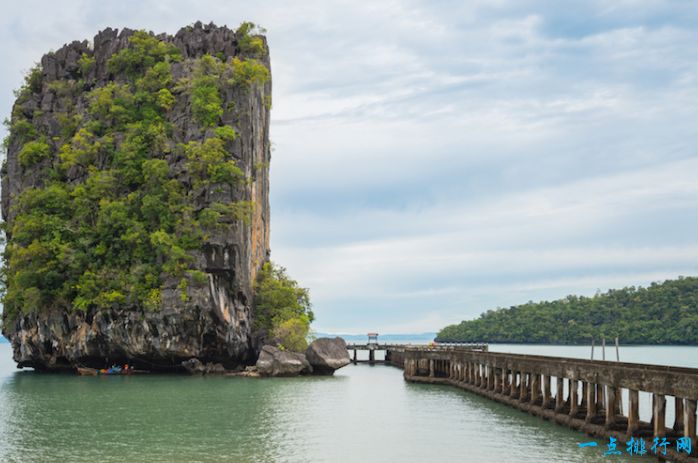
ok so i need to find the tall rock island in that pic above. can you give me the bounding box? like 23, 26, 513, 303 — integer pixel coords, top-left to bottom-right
1, 22, 271, 370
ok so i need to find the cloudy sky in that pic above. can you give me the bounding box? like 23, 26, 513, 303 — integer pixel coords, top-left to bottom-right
1, 1, 697, 333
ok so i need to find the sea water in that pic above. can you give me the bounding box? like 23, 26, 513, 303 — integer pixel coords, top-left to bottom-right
2, 343, 696, 462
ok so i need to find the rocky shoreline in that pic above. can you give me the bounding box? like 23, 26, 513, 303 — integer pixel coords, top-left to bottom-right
181, 337, 351, 377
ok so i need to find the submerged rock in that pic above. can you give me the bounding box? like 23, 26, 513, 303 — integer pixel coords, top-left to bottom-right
182, 358, 226, 375
255, 345, 312, 377
305, 337, 351, 374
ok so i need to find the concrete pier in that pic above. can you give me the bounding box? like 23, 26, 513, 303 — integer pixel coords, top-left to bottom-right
389, 346, 698, 463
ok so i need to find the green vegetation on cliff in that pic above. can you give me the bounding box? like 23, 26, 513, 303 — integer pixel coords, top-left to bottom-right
1, 25, 270, 322
436, 277, 698, 344
254, 262, 315, 352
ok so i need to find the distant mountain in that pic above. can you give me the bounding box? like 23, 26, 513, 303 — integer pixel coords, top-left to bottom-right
437, 276, 698, 345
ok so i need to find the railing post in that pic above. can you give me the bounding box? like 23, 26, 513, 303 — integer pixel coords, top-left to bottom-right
653, 393, 666, 437
627, 389, 639, 435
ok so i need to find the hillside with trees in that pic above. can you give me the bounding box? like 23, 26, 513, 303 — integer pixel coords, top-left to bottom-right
436, 277, 698, 344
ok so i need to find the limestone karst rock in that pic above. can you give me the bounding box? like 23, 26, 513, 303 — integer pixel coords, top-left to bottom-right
1, 22, 271, 370
255, 345, 313, 376
305, 337, 351, 374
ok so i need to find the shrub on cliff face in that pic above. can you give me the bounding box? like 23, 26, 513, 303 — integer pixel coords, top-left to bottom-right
254, 262, 314, 351
1, 26, 271, 322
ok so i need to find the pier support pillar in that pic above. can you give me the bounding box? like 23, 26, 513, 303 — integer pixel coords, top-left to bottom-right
596, 383, 605, 412
653, 393, 666, 437
531, 374, 540, 404
542, 375, 551, 408
369, 349, 375, 365
519, 372, 528, 401
569, 379, 579, 417
510, 371, 518, 397
353, 350, 357, 365
684, 399, 697, 454
487, 366, 494, 390
555, 377, 564, 412
501, 369, 508, 394
627, 389, 639, 435
428, 359, 434, 377
605, 386, 617, 428
674, 396, 684, 433
586, 382, 597, 422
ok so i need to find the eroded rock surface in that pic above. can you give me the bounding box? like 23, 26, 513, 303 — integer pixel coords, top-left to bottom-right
255, 345, 312, 376
305, 337, 351, 374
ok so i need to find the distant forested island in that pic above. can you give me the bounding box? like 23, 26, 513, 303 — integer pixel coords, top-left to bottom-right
436, 276, 698, 344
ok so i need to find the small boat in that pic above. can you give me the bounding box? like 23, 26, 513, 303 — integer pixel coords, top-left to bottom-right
77, 367, 99, 376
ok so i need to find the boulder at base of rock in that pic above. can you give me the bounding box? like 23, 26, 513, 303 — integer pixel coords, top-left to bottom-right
305, 337, 350, 374
182, 358, 226, 375
256, 345, 313, 376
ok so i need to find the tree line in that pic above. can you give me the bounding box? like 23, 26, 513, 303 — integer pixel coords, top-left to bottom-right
436, 276, 698, 344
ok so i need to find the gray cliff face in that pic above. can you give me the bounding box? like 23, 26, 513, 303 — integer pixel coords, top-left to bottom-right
1, 22, 271, 370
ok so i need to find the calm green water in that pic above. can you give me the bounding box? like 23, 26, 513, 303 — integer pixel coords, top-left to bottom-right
2, 344, 696, 462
